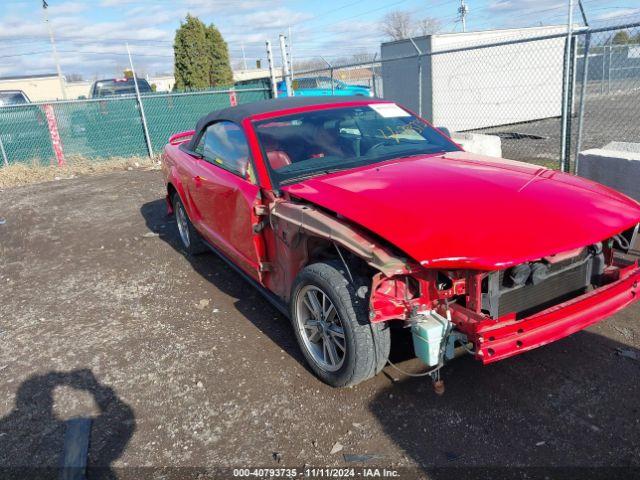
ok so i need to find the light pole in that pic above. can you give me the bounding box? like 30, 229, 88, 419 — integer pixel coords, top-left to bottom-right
42, 0, 66, 99
279, 34, 292, 97
241, 43, 248, 70
458, 0, 469, 33
288, 25, 294, 80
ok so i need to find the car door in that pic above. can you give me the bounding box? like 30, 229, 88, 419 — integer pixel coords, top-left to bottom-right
293, 78, 321, 96
315, 78, 333, 96
189, 121, 262, 279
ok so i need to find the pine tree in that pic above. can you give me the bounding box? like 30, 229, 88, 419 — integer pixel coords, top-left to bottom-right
173, 14, 211, 90
206, 24, 234, 87
612, 30, 630, 45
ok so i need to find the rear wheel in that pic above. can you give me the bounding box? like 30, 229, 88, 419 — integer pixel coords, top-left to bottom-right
172, 193, 207, 255
290, 260, 390, 387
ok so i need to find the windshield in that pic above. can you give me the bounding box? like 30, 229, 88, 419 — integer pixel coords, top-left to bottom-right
92, 79, 152, 98
254, 103, 460, 185
0, 92, 28, 106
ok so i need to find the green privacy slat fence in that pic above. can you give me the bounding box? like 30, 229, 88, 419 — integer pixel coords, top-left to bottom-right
0, 86, 271, 166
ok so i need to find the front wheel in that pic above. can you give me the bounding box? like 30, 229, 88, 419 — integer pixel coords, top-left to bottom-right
290, 260, 390, 387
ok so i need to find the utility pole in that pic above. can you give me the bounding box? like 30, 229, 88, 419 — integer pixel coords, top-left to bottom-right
42, 0, 66, 99
458, 0, 469, 33
241, 43, 248, 70
126, 43, 154, 158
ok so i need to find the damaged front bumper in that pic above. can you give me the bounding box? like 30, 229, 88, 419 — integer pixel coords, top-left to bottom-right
372, 257, 639, 369
469, 263, 640, 364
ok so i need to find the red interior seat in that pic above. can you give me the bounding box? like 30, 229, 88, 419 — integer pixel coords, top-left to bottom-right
267, 150, 292, 170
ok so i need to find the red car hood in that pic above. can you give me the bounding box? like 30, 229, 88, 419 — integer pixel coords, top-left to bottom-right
282, 151, 640, 270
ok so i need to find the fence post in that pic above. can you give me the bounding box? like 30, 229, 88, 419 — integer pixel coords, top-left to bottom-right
607, 44, 612, 93
0, 136, 8, 167
320, 57, 335, 95
408, 37, 423, 117
559, 0, 575, 172
563, 34, 578, 171
330, 66, 335, 95
266, 41, 278, 98
574, 31, 591, 174
601, 44, 606, 94
371, 53, 378, 98
571, 34, 579, 114
126, 43, 154, 158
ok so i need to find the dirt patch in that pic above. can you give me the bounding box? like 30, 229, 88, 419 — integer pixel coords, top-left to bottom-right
0, 170, 639, 476
0, 155, 159, 189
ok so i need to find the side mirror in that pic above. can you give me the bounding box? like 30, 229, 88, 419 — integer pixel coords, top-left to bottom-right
436, 126, 452, 138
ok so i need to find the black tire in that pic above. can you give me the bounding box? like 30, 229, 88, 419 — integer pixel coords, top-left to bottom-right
290, 260, 390, 387
172, 193, 207, 255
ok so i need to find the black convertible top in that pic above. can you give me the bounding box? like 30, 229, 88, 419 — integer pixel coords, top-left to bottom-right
188, 96, 382, 148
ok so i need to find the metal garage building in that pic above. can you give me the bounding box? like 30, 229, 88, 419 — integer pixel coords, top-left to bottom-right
381, 25, 569, 132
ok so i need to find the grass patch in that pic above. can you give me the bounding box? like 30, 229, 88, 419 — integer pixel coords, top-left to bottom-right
0, 155, 160, 189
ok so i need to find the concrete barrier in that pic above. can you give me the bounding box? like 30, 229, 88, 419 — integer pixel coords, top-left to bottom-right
450, 132, 502, 158
577, 142, 640, 201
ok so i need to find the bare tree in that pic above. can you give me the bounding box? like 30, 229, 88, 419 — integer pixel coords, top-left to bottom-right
416, 17, 441, 36
348, 52, 376, 64
382, 10, 414, 40
65, 73, 83, 82
382, 10, 442, 40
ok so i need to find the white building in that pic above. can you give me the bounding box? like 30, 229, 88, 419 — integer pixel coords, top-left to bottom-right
381, 25, 570, 131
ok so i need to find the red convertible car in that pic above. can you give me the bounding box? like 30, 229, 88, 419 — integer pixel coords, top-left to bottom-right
161, 96, 640, 388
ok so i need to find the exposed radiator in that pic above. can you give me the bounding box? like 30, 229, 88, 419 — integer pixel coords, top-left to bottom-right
482, 253, 593, 319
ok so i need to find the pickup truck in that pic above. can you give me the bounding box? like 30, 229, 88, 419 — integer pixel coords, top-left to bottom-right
277, 77, 372, 97
160, 96, 640, 388
0, 90, 30, 106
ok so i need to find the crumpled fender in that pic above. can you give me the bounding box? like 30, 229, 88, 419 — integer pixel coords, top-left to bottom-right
270, 200, 411, 278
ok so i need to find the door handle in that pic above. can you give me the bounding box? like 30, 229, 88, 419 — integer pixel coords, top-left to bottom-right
194, 175, 203, 187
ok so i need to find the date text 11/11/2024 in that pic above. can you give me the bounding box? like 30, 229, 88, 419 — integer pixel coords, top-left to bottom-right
232, 467, 401, 477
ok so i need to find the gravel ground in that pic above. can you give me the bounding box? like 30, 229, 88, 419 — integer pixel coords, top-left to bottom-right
0, 170, 639, 478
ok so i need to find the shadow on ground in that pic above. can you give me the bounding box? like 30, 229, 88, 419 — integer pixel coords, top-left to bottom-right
369, 331, 640, 475
140, 199, 307, 370
0, 369, 135, 479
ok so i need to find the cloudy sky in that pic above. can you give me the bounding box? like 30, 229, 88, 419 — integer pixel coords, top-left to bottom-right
0, 0, 638, 80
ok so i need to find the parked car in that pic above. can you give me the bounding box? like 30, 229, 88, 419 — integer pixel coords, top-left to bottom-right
235, 77, 271, 90
161, 96, 640, 388
0, 90, 30, 106
0, 90, 55, 164
69, 78, 152, 157
89, 78, 152, 98
277, 77, 372, 97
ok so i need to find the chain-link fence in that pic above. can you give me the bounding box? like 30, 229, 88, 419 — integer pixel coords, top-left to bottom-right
571, 23, 640, 172
0, 85, 270, 166
2, 21, 639, 171
291, 21, 640, 172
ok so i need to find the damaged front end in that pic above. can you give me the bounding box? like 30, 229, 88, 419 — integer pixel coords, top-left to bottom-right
270, 198, 639, 380
370, 224, 640, 370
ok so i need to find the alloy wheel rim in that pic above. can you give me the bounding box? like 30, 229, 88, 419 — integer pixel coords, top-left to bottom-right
295, 285, 346, 372
176, 203, 191, 248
